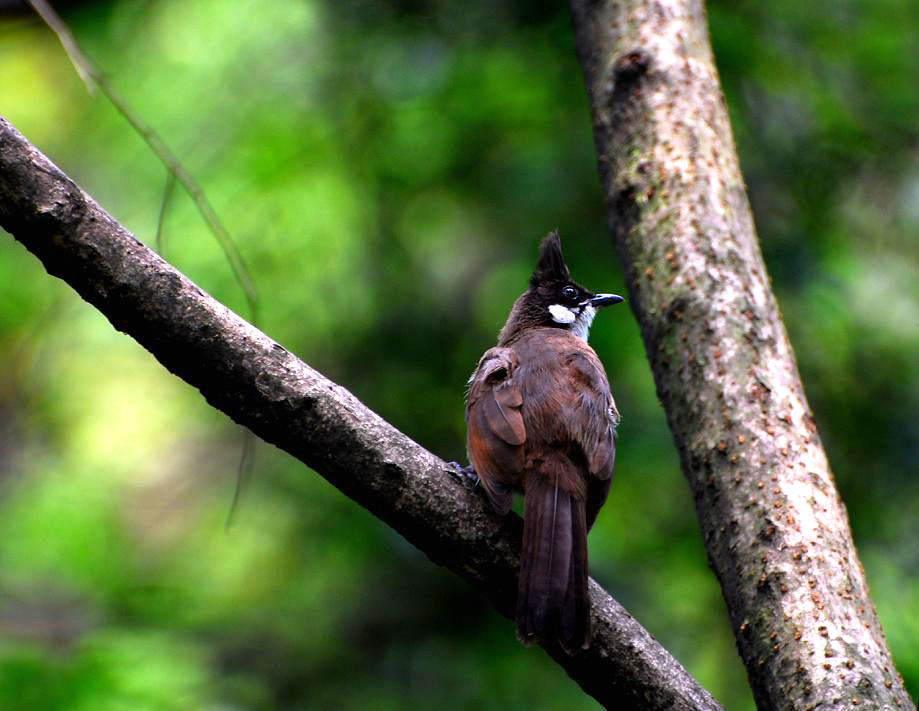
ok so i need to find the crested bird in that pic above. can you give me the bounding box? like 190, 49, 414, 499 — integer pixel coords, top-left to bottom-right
464, 231, 623, 651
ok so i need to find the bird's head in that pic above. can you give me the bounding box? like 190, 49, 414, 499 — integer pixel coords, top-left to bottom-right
498, 231, 624, 344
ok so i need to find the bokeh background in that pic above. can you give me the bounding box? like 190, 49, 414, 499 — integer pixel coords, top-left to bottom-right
0, 1, 916, 709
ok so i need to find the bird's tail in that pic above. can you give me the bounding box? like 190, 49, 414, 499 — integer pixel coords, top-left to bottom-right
516, 456, 590, 652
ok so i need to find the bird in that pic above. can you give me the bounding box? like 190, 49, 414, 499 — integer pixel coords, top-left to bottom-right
463, 231, 623, 652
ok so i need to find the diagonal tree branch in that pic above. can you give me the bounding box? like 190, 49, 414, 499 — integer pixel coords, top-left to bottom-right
0, 116, 722, 710
569, 1, 911, 708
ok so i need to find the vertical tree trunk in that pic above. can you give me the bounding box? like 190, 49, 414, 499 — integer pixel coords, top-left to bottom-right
568, 1, 911, 708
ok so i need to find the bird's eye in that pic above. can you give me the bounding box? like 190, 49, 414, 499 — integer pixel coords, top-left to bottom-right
561, 286, 578, 301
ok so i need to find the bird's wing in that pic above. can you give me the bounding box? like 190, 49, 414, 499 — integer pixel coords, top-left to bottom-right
562, 350, 619, 482
467, 347, 526, 445
465, 347, 525, 513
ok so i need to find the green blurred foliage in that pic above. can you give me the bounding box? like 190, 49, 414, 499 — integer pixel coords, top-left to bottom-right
0, 0, 916, 709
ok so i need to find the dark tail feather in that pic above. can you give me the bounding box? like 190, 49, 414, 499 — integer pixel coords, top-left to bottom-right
516, 471, 590, 651
561, 499, 590, 651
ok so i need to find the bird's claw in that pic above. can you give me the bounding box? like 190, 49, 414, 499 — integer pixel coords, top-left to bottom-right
447, 461, 480, 490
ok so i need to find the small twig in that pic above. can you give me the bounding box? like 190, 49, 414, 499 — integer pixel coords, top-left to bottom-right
27, 0, 96, 95
155, 170, 176, 256
225, 429, 256, 530
28, 0, 259, 325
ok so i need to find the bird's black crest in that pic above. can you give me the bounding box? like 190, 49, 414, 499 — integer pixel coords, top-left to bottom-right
532, 230, 571, 285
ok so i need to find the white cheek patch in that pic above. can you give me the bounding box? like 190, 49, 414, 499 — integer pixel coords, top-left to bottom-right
548, 303, 576, 324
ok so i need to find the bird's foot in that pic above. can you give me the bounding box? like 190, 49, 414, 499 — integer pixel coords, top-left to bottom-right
447, 461, 480, 490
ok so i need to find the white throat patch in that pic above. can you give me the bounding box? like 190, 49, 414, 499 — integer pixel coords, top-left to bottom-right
571, 304, 597, 341
548, 303, 576, 324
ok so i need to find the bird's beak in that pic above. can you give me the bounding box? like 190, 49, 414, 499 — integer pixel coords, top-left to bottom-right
588, 293, 625, 308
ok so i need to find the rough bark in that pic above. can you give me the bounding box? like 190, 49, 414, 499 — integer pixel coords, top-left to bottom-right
568, 2, 911, 709
0, 116, 724, 710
